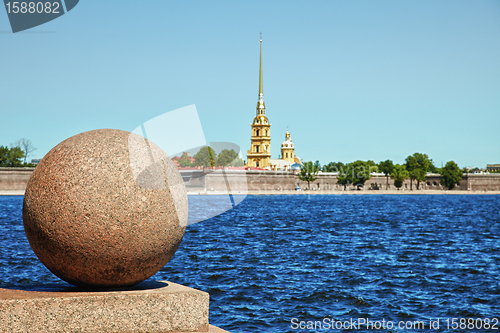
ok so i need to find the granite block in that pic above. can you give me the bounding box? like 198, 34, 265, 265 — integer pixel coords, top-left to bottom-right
0, 281, 210, 333
209, 325, 231, 333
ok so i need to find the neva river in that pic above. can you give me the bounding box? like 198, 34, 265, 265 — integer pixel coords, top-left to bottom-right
1, 195, 499, 332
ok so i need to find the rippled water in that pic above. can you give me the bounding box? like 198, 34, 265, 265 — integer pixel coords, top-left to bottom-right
1, 195, 499, 332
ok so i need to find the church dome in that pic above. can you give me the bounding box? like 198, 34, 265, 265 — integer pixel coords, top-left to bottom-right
281, 128, 294, 148
253, 115, 269, 125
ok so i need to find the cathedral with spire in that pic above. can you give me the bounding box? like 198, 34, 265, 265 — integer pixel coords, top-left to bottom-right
246, 36, 301, 171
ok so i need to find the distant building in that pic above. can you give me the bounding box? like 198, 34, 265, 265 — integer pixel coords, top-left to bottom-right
487, 164, 500, 172
245, 36, 301, 171
246, 37, 271, 169
268, 129, 302, 171
31, 159, 41, 165
280, 129, 296, 163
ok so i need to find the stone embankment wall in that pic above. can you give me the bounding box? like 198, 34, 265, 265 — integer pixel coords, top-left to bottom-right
202, 171, 418, 191
197, 171, 500, 192
467, 174, 500, 191
2, 168, 500, 193
0, 168, 35, 191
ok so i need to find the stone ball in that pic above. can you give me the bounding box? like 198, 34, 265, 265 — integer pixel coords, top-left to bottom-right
23, 129, 188, 288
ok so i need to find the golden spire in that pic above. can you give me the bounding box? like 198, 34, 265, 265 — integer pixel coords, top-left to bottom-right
257, 33, 265, 114
259, 33, 263, 96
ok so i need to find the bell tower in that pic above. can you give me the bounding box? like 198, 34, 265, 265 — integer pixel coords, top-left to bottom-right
281, 129, 295, 163
246, 35, 271, 168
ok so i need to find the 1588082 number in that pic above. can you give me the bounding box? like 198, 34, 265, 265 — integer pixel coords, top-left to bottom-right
445, 318, 499, 330
5, 2, 60, 14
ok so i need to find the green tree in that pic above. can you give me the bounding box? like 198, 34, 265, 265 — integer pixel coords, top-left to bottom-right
440, 161, 463, 190
336, 172, 349, 189
322, 161, 345, 173
366, 160, 378, 171
405, 153, 431, 190
217, 149, 243, 167
0, 146, 9, 167
178, 153, 193, 167
378, 159, 394, 190
193, 146, 216, 167
4, 147, 25, 167
428, 159, 439, 173
231, 156, 245, 167
390, 164, 409, 190
337, 160, 375, 190
314, 160, 321, 171
298, 161, 319, 189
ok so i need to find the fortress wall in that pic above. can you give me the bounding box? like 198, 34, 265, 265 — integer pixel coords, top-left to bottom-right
202, 171, 500, 192
468, 174, 500, 191
0, 168, 34, 191
246, 171, 302, 191
203, 171, 301, 192
1, 168, 500, 193
420, 174, 469, 191
287, 174, 423, 191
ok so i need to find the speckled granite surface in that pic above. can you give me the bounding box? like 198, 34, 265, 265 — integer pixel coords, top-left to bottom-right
0, 281, 214, 332
23, 129, 188, 288
208, 325, 231, 333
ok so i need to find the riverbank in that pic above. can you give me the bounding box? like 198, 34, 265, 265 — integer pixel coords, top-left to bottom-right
3, 168, 500, 194
190, 189, 500, 195
0, 190, 25, 196
2, 189, 500, 196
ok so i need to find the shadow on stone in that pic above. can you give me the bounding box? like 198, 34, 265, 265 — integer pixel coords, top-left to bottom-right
3, 279, 168, 293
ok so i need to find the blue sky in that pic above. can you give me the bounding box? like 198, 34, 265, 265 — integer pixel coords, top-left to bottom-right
1, 1, 499, 168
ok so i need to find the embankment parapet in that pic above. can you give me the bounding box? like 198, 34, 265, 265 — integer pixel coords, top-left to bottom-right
2, 168, 500, 193
0, 168, 35, 191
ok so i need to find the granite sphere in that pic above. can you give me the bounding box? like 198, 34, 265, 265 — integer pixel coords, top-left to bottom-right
23, 129, 188, 288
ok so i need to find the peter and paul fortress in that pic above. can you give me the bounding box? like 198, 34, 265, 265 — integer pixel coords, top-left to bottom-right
246, 36, 302, 171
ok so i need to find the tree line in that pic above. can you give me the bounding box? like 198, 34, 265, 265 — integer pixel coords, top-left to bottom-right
179, 147, 244, 168
299, 152, 463, 190
0, 139, 37, 167
0, 139, 465, 191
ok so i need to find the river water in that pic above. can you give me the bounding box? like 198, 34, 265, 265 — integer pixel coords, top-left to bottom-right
1, 195, 499, 332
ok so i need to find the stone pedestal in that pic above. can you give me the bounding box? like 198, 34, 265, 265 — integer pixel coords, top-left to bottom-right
0, 281, 229, 333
